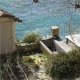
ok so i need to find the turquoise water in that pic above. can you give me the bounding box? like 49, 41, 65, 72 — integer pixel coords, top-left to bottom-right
0, 0, 80, 40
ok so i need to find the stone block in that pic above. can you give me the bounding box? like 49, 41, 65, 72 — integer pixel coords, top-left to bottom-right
50, 26, 59, 36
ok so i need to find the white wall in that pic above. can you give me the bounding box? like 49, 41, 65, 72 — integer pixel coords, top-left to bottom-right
0, 18, 15, 54
12, 20, 15, 51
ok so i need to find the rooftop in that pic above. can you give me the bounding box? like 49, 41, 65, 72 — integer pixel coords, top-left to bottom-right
0, 9, 22, 22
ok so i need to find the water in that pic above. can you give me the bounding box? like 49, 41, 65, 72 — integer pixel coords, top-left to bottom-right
0, 0, 80, 40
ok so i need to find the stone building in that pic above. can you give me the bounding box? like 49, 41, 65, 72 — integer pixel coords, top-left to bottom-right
0, 9, 22, 54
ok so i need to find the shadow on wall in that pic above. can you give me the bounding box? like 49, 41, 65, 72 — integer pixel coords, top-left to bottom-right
39, 36, 60, 55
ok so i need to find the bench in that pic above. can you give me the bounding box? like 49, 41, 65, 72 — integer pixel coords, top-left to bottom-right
54, 39, 72, 53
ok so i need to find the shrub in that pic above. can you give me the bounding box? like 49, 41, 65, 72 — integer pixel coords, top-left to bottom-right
15, 38, 20, 46
45, 49, 80, 79
22, 32, 41, 43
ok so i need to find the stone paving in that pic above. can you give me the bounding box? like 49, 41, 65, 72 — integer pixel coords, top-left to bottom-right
29, 65, 52, 80
27, 54, 52, 80
36, 65, 52, 80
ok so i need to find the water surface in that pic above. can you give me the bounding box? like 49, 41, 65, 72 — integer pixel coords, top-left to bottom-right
0, 0, 80, 40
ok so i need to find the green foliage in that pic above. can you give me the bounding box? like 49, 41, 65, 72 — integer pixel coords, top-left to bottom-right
45, 49, 80, 79
21, 53, 48, 66
15, 38, 20, 46
1, 53, 31, 80
22, 32, 41, 43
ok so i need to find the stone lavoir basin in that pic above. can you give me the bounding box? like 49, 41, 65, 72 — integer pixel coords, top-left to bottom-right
39, 26, 72, 55
39, 35, 72, 55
